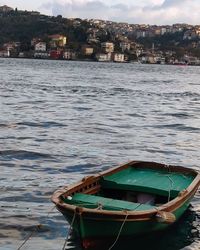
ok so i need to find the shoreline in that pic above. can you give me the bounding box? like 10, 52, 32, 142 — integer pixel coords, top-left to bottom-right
0, 56, 198, 66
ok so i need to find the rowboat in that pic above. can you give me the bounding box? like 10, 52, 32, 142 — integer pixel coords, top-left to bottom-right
52, 161, 200, 249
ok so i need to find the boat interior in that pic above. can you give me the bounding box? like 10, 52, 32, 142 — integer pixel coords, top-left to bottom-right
61, 164, 196, 212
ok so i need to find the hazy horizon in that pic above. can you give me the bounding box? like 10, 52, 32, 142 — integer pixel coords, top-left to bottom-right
0, 0, 200, 25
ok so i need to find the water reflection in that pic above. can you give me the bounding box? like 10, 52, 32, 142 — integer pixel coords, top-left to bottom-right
65, 208, 199, 250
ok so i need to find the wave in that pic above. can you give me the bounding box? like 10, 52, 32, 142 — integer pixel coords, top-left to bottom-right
0, 121, 66, 129
151, 123, 200, 132
0, 150, 52, 160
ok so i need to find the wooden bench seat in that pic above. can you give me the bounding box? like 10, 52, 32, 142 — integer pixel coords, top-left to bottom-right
63, 193, 155, 211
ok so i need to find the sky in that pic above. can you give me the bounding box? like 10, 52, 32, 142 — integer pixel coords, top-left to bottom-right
0, 0, 200, 25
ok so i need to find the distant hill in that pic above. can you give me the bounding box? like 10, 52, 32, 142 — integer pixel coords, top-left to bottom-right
0, 6, 200, 59
0, 8, 90, 48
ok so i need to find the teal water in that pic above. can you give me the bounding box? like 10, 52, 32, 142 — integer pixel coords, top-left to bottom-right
0, 58, 200, 250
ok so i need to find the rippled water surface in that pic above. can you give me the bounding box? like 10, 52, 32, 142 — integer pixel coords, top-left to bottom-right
0, 58, 200, 250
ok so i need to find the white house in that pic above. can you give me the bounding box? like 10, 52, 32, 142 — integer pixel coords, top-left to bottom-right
136, 30, 147, 38
113, 53, 125, 63
96, 53, 111, 62
63, 50, 77, 60
34, 42, 46, 51
34, 51, 49, 59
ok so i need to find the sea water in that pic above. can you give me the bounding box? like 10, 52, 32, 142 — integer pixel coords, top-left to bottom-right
0, 58, 200, 250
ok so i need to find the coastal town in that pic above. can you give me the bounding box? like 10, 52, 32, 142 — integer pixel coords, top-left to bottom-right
1, 2, 200, 250
0, 5, 200, 65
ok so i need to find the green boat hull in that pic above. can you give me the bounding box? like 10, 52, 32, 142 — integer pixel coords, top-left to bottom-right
52, 161, 200, 248
62, 197, 191, 239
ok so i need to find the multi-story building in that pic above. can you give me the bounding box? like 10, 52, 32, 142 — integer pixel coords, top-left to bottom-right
136, 30, 147, 39
120, 42, 131, 52
96, 53, 112, 62
63, 50, 77, 60
154, 28, 161, 36
50, 50, 63, 59
112, 53, 125, 62
161, 27, 167, 35
101, 42, 114, 53
49, 34, 67, 48
0, 5, 13, 12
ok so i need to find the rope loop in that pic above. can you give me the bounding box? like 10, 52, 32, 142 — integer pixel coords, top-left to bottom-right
108, 212, 129, 250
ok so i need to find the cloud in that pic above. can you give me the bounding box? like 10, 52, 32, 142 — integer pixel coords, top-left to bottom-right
41, 0, 127, 20
161, 0, 189, 8
40, 0, 200, 25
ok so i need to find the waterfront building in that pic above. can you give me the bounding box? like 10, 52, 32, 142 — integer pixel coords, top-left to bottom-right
50, 50, 63, 59
183, 55, 200, 65
63, 50, 77, 60
0, 49, 10, 57
81, 45, 94, 56
34, 51, 49, 59
112, 53, 125, 62
18, 52, 25, 58
96, 53, 111, 62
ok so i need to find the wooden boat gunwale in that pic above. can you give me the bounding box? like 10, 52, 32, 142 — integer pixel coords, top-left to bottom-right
52, 161, 200, 221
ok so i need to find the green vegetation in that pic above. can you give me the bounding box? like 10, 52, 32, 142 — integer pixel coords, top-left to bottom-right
0, 10, 89, 47
135, 31, 200, 59
0, 8, 200, 63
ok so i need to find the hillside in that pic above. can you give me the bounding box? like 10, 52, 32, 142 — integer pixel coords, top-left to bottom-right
0, 6, 200, 63
0, 9, 90, 47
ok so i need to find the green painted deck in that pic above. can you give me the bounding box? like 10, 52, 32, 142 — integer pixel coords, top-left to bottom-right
63, 193, 155, 211
100, 167, 194, 197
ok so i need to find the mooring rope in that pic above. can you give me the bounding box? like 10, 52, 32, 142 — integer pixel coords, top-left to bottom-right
106, 202, 145, 250
17, 205, 56, 250
17, 224, 42, 250
62, 210, 77, 250
166, 175, 174, 202
164, 164, 175, 202
108, 212, 129, 250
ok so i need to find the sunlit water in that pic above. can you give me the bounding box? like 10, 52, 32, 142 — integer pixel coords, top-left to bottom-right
0, 58, 200, 250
